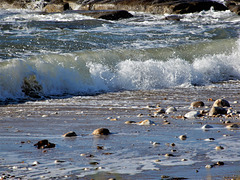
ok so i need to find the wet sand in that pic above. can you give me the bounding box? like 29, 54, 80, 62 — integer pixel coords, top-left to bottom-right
1, 82, 240, 179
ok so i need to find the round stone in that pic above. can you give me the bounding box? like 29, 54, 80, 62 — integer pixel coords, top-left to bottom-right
62, 131, 77, 137
184, 111, 201, 119
179, 135, 187, 140
124, 121, 136, 124
201, 124, 213, 129
92, 128, 110, 135
215, 146, 224, 150
191, 101, 205, 108
137, 119, 155, 125
226, 124, 239, 129
213, 99, 230, 107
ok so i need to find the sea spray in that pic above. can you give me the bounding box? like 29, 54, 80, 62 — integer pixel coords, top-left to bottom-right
0, 38, 240, 101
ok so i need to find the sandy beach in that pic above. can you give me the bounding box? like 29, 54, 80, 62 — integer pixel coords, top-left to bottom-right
1, 81, 240, 179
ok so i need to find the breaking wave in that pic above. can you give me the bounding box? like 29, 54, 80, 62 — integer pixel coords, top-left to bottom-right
0, 38, 239, 101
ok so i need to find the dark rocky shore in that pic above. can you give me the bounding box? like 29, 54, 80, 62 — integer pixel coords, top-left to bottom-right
1, 0, 239, 20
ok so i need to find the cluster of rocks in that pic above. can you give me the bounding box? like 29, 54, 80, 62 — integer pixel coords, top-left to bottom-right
1, 0, 239, 21
34, 128, 110, 150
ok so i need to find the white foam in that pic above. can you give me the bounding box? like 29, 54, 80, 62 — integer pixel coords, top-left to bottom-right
0, 38, 240, 100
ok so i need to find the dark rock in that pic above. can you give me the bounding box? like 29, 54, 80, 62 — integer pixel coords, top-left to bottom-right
21, 75, 43, 98
92, 128, 110, 135
164, 15, 183, 21
34, 139, 56, 149
209, 107, 227, 116
213, 99, 230, 107
226, 0, 240, 15
78, 9, 133, 20
63, 131, 77, 137
191, 101, 205, 108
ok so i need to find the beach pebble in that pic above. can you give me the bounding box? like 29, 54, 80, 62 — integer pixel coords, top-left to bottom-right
209, 107, 227, 116
184, 111, 201, 119
226, 124, 239, 129
204, 138, 215, 141
205, 164, 213, 169
215, 161, 224, 166
34, 139, 55, 149
137, 119, 155, 125
166, 106, 177, 114
62, 131, 77, 137
179, 135, 187, 140
32, 161, 40, 166
54, 160, 65, 164
89, 162, 99, 165
190, 101, 204, 108
153, 108, 165, 116
213, 99, 230, 107
215, 146, 224, 150
97, 146, 104, 150
201, 124, 213, 129
124, 121, 136, 124
92, 128, 110, 135
150, 141, 160, 145
137, 113, 143, 117
181, 159, 187, 161
165, 153, 174, 157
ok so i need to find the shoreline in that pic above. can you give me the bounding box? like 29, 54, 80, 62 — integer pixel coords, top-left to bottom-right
1, 83, 240, 179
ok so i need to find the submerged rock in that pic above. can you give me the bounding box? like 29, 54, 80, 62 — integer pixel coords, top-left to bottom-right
201, 124, 213, 129
34, 139, 56, 149
164, 15, 183, 21
179, 134, 187, 140
92, 128, 110, 135
226, 124, 239, 129
63, 131, 77, 137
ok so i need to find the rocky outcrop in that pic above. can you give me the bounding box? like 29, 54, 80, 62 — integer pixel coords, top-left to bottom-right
225, 0, 240, 15
76, 0, 228, 14
1, 0, 228, 15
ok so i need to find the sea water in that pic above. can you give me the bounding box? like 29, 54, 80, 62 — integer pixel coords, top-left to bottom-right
0, 8, 240, 101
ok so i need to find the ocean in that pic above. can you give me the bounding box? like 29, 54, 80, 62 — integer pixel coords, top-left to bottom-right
1, 5, 240, 180
0, 7, 239, 101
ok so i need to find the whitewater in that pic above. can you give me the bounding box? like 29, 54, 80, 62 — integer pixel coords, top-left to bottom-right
0, 8, 240, 101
